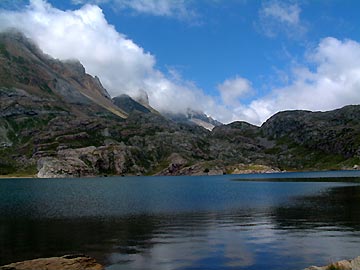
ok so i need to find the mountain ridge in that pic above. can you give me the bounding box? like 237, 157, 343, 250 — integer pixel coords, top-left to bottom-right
0, 31, 129, 119
0, 30, 359, 177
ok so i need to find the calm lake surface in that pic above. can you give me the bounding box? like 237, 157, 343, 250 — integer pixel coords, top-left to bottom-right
1, 171, 360, 270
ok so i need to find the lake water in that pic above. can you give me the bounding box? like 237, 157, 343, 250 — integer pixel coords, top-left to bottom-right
1, 171, 360, 269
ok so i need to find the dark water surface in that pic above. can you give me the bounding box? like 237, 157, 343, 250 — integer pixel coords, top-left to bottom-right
1, 171, 360, 269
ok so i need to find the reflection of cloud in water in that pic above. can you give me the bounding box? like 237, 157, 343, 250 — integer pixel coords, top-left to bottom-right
1, 178, 360, 269
104, 213, 322, 270
265, 223, 360, 266
107, 215, 257, 269
106, 185, 360, 269
214, 227, 255, 268
267, 185, 360, 266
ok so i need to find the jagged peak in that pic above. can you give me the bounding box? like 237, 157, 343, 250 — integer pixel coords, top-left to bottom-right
63, 59, 86, 77
0, 30, 128, 118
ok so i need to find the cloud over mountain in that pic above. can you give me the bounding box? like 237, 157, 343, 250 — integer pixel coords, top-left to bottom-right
0, 0, 359, 126
0, 0, 209, 115
245, 37, 360, 124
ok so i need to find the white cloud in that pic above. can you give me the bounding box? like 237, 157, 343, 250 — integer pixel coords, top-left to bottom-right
217, 76, 253, 107
262, 1, 300, 25
71, 0, 196, 20
258, 1, 306, 38
0, 0, 206, 115
115, 0, 190, 17
241, 37, 360, 125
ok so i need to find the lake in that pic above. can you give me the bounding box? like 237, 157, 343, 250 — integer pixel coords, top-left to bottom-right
1, 171, 360, 269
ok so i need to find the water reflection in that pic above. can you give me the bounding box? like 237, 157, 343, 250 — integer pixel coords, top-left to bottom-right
272, 185, 360, 230
0, 177, 360, 270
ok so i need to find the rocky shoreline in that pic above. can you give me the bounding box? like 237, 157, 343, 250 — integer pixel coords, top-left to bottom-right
2, 255, 359, 270
0, 255, 103, 270
1, 167, 360, 179
304, 256, 360, 270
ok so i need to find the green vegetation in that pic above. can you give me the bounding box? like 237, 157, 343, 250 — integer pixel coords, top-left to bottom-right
290, 146, 345, 169
40, 83, 53, 93
0, 147, 37, 177
146, 158, 171, 176
0, 162, 16, 175
0, 165, 37, 178
326, 264, 347, 270
264, 147, 282, 155
339, 156, 360, 168
0, 43, 10, 59
6, 115, 55, 144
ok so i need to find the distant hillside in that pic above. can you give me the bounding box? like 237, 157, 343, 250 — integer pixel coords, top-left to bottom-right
261, 106, 360, 169
0, 31, 359, 177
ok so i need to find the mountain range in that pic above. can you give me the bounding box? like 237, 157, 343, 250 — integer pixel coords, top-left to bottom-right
0, 31, 359, 178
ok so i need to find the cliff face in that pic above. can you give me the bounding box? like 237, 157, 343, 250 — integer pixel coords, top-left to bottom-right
0, 31, 359, 178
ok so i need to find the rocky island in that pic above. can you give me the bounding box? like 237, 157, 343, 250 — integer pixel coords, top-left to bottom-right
0, 31, 359, 178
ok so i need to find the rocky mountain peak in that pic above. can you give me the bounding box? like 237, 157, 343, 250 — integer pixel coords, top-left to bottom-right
112, 94, 151, 114
0, 30, 127, 118
63, 60, 86, 78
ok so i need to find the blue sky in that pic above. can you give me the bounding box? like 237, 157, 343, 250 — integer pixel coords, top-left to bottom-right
1, 0, 360, 124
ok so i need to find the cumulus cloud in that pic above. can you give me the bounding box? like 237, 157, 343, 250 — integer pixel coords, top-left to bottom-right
257, 0, 306, 38
212, 37, 360, 125
0, 0, 206, 114
241, 37, 360, 124
217, 76, 253, 107
71, 0, 196, 20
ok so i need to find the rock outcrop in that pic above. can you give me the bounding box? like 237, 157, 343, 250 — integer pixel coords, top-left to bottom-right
304, 256, 360, 270
0, 255, 103, 270
37, 144, 145, 178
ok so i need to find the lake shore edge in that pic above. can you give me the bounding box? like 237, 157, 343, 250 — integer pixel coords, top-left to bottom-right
1, 168, 360, 180
1, 255, 359, 270
304, 256, 360, 270
0, 255, 104, 270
